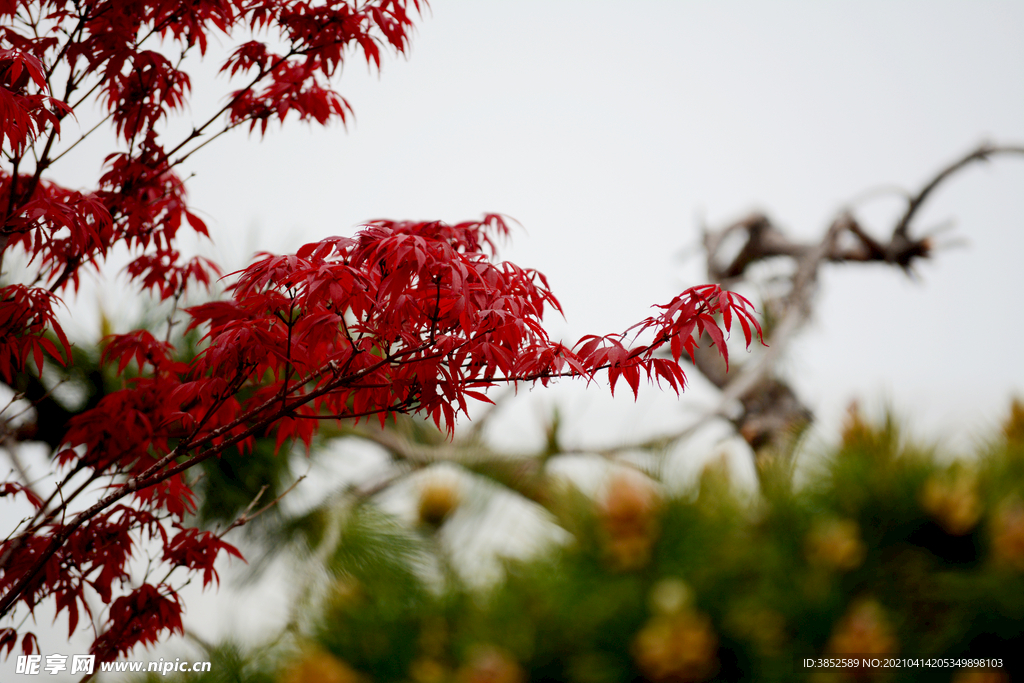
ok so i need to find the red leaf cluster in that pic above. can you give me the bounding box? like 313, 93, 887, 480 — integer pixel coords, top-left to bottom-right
2, 0, 426, 662
90, 584, 183, 662
0, 284, 69, 379
162, 526, 243, 589
0, 0, 761, 665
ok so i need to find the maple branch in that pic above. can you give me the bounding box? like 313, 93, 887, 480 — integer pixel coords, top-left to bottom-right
0, 379, 101, 550
42, 6, 99, 83
68, 75, 108, 111
154, 396, 416, 490
0, 0, 433, 657
164, 49, 300, 163
2, 154, 23, 230
1, 443, 40, 506
14, 466, 101, 546
83, 474, 309, 669
169, 340, 429, 454
0, 342, 434, 617
6, 335, 441, 593
219, 473, 308, 538
48, 111, 115, 166
13, 43, 88, 218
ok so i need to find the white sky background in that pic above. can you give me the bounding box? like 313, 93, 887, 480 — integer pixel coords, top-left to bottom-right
43, 0, 1024, 454
5, 0, 1024, 675
168, 0, 1024, 453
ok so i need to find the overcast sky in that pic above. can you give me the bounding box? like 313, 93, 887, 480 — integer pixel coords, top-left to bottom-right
43, 1, 1023, 454
161, 0, 1024, 453
10, 0, 1024, 670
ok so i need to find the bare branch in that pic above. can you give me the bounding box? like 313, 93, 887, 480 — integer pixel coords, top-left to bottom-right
688, 141, 1024, 471
893, 143, 1024, 240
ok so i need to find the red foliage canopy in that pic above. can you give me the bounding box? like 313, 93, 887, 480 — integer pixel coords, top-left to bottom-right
0, 0, 760, 665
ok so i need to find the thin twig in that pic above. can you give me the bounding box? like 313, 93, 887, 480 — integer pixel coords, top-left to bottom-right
893, 143, 1024, 240
219, 473, 308, 538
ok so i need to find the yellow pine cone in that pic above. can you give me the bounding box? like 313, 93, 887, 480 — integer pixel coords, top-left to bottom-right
600, 470, 661, 570
456, 645, 524, 683
1002, 398, 1024, 444
648, 578, 693, 616
840, 402, 871, 446
632, 610, 719, 683
990, 499, 1024, 570
279, 647, 360, 683
418, 471, 462, 527
919, 469, 982, 536
805, 518, 866, 571
827, 599, 897, 660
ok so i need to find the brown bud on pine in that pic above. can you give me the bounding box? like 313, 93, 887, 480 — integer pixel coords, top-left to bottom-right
279, 646, 361, 683
632, 610, 719, 683
457, 645, 524, 683
599, 470, 661, 571
990, 498, 1024, 570
805, 518, 866, 571
827, 599, 898, 662
919, 468, 982, 536
417, 471, 462, 527
1002, 399, 1024, 445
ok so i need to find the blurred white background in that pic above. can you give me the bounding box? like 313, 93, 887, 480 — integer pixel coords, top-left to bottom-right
47, 1, 1024, 455
170, 1, 1024, 458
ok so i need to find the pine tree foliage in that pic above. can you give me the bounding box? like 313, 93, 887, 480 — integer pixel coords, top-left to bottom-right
136, 403, 1024, 683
